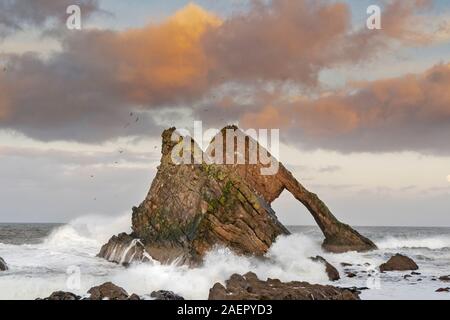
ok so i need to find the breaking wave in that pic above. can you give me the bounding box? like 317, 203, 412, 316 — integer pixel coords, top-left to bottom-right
376, 236, 450, 250
0, 214, 333, 299
43, 214, 132, 249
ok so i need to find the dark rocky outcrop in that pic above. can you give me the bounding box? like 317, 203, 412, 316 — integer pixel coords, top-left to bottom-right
99, 126, 376, 265
87, 282, 130, 300
128, 294, 141, 300
0, 257, 8, 271
310, 256, 340, 281
340, 262, 353, 267
208, 272, 359, 300
39, 285, 183, 301
346, 272, 357, 278
436, 288, 450, 293
98, 233, 153, 265
379, 254, 419, 272
150, 290, 184, 300
40, 291, 81, 300
439, 275, 450, 282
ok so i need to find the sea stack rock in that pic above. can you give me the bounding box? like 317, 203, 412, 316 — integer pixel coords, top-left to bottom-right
379, 254, 419, 272
208, 272, 359, 300
99, 126, 376, 265
0, 257, 8, 271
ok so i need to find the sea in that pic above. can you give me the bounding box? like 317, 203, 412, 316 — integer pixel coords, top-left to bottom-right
0, 215, 449, 300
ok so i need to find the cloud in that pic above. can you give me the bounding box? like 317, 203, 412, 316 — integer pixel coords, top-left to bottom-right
318, 165, 342, 173
0, 0, 101, 38
0, 4, 218, 142
240, 63, 450, 154
0, 1, 439, 144
0, 145, 156, 222
203, 0, 435, 86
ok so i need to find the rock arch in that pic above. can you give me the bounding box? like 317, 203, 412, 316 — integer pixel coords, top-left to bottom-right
99, 126, 376, 266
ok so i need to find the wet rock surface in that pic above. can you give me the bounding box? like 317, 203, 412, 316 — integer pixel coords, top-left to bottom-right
379, 254, 419, 272
0, 257, 7, 271
208, 272, 360, 300
99, 127, 376, 265
310, 256, 340, 281
98, 233, 152, 266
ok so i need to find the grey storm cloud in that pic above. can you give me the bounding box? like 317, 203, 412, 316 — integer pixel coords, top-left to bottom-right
0, 0, 101, 37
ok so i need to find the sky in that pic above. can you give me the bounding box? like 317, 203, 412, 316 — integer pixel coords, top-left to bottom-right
0, 0, 449, 226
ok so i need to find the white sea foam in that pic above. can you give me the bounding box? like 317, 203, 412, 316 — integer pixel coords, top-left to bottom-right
0, 214, 332, 300
1, 215, 450, 300
376, 236, 450, 250
43, 213, 132, 249
110, 234, 329, 300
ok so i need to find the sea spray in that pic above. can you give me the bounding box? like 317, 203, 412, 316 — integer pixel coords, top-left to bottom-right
376, 236, 450, 250
1, 218, 450, 300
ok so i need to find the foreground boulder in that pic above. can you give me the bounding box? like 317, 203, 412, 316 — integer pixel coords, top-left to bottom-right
87, 282, 130, 300
0, 257, 7, 271
41, 291, 81, 300
379, 254, 419, 272
310, 256, 340, 281
208, 272, 359, 300
150, 290, 184, 300
99, 126, 376, 265
39, 285, 184, 301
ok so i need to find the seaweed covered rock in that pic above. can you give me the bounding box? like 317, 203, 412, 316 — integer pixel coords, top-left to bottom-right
99, 126, 376, 265
208, 272, 359, 300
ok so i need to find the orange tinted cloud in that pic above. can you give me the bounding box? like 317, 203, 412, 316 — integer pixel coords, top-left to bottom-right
113, 4, 221, 104
240, 63, 450, 153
